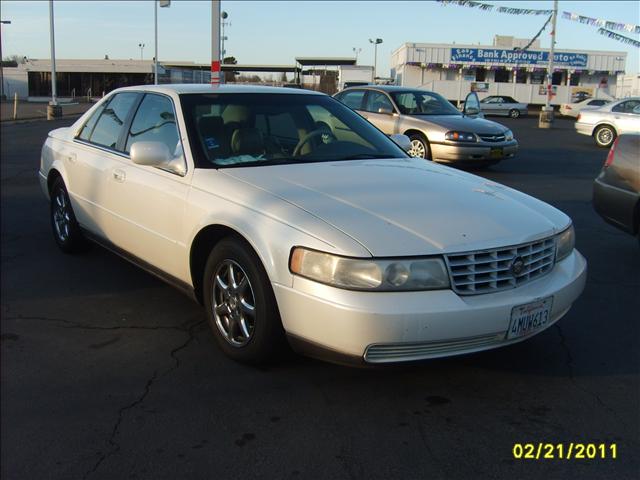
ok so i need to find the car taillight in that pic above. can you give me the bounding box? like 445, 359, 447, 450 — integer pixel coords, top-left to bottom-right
604, 137, 619, 168
576, 114, 581, 121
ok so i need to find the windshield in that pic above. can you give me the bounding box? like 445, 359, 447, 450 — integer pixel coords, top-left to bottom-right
180, 93, 406, 168
390, 91, 461, 116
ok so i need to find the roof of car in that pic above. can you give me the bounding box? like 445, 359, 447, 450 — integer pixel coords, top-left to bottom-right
340, 85, 425, 93
113, 83, 326, 96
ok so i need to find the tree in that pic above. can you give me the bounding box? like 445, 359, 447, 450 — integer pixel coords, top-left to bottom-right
223, 56, 237, 82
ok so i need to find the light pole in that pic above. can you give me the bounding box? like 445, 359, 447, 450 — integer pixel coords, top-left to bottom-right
211, 0, 221, 85
539, 0, 558, 128
0, 19, 11, 101
369, 38, 383, 80
155, 0, 171, 85
138, 43, 145, 61
352, 47, 362, 64
47, 0, 61, 119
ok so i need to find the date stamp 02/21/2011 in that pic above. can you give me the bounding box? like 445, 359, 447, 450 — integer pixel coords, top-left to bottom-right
513, 443, 618, 460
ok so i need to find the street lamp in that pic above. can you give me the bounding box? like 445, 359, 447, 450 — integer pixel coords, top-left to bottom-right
138, 43, 145, 61
352, 47, 362, 64
369, 38, 383, 80
221, 11, 229, 59
0, 19, 11, 101
155, 0, 171, 85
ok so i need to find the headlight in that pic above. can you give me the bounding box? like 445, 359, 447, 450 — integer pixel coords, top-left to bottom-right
289, 247, 450, 291
555, 225, 575, 262
445, 131, 477, 142
504, 129, 514, 141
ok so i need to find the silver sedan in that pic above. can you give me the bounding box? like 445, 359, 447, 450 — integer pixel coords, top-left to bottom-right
575, 97, 640, 147
334, 86, 518, 166
479, 96, 529, 118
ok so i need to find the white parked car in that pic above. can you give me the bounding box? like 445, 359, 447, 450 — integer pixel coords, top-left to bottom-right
39, 84, 586, 365
559, 98, 610, 118
575, 97, 640, 147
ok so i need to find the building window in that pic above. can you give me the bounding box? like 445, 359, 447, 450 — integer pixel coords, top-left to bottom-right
570, 74, 580, 86
530, 72, 545, 84
516, 69, 527, 84
494, 69, 510, 83
552, 71, 563, 85
475, 68, 486, 82
445, 70, 457, 81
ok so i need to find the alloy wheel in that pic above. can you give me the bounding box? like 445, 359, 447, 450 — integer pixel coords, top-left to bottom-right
408, 139, 426, 158
596, 127, 613, 146
53, 189, 71, 242
212, 259, 256, 347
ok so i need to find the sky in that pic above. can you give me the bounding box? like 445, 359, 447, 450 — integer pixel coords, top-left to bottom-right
2, 0, 639, 75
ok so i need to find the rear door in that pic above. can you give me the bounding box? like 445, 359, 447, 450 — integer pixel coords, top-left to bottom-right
611, 100, 640, 134
360, 90, 399, 134
335, 89, 366, 113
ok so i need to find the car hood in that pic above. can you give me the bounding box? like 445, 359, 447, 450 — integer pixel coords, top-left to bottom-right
222, 158, 570, 257
411, 114, 508, 134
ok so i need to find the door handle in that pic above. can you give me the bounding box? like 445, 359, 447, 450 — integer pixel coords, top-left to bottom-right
113, 169, 126, 182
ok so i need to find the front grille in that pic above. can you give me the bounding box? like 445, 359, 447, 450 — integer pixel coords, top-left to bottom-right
445, 237, 556, 295
364, 333, 503, 363
478, 133, 506, 142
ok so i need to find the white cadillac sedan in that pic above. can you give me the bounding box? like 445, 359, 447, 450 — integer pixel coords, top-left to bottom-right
39, 84, 586, 365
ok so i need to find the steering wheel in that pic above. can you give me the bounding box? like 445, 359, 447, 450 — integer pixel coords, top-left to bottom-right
293, 128, 337, 157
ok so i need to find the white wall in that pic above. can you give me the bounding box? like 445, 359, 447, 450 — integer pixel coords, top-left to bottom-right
2, 68, 29, 99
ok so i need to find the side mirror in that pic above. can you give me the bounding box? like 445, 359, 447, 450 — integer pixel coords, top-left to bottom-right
389, 134, 412, 153
130, 141, 186, 176
463, 91, 481, 117
378, 106, 394, 115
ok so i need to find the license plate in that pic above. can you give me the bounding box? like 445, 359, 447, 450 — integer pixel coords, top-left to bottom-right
507, 297, 553, 340
490, 147, 503, 159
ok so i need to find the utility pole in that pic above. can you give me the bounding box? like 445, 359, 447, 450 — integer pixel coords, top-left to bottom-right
47, 1, 60, 119
0, 20, 11, 101
155, 0, 171, 85
369, 38, 383, 80
211, 0, 221, 85
352, 47, 362, 64
539, 0, 558, 128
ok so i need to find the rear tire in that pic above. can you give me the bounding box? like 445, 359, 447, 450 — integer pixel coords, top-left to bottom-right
49, 177, 88, 254
509, 109, 520, 118
407, 133, 431, 160
594, 125, 616, 148
203, 238, 286, 364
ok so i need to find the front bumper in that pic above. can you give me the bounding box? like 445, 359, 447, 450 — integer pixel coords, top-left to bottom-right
430, 141, 518, 163
274, 250, 587, 364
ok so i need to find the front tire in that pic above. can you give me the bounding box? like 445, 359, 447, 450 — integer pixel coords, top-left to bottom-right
509, 109, 520, 118
203, 238, 286, 363
49, 177, 88, 254
407, 133, 431, 160
594, 125, 616, 148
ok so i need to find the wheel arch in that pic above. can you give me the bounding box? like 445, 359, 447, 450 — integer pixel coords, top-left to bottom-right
189, 224, 271, 305
593, 122, 618, 137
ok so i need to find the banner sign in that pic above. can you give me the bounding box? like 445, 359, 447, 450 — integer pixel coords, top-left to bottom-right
562, 11, 640, 35
451, 48, 588, 67
597, 28, 640, 48
437, 1, 552, 15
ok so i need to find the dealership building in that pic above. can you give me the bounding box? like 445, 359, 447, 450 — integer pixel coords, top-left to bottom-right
390, 36, 627, 105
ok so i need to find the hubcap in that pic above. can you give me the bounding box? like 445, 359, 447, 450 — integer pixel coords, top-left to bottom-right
510, 110, 519, 118
408, 139, 426, 158
597, 128, 612, 145
53, 190, 71, 242
212, 259, 256, 347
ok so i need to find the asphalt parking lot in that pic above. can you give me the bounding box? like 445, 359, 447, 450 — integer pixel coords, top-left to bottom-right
2, 114, 639, 480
